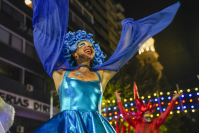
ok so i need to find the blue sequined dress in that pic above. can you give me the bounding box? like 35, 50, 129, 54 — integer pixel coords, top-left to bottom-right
33, 71, 115, 133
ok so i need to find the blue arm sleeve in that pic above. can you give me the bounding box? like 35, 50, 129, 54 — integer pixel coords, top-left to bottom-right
93, 2, 180, 71
32, 0, 69, 77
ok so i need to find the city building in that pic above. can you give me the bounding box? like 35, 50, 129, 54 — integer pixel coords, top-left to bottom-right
0, 0, 94, 132
136, 38, 163, 79
106, 0, 125, 51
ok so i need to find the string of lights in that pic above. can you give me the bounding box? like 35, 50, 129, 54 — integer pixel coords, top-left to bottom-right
102, 88, 199, 122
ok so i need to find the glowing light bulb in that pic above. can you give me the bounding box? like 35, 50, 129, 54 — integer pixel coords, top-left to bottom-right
148, 95, 151, 99
124, 99, 127, 102
187, 89, 190, 92
150, 114, 153, 118
141, 49, 144, 52
180, 90, 183, 93
192, 109, 195, 112
141, 96, 144, 99
154, 93, 157, 96
184, 110, 187, 113
160, 92, 163, 95
195, 88, 198, 91
25, 0, 32, 5
151, 46, 155, 51
112, 100, 115, 103
130, 98, 133, 101
177, 110, 180, 114
156, 114, 159, 116
146, 47, 149, 51
170, 111, 173, 114
107, 100, 110, 103
167, 92, 170, 95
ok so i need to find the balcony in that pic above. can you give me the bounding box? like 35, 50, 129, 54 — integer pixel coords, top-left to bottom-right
0, 0, 33, 43
70, 0, 94, 24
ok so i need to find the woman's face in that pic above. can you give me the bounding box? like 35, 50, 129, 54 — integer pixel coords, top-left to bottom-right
74, 41, 95, 61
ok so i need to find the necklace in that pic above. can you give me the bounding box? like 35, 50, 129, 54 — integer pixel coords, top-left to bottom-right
73, 68, 94, 78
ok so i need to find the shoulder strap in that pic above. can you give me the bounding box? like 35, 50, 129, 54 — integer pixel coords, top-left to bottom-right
64, 70, 70, 77
94, 71, 101, 82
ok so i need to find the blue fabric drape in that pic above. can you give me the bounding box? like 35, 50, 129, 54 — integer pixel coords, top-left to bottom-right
32, 0, 180, 77
32, 0, 69, 77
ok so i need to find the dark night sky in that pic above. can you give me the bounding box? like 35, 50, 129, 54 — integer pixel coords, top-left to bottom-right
118, 0, 199, 88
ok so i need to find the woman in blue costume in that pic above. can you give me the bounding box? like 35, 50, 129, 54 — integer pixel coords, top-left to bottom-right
32, 0, 180, 132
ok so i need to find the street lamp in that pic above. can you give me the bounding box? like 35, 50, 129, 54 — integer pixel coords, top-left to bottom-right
50, 90, 57, 118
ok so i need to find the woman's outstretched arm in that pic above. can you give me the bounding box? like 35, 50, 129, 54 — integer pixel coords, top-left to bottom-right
32, 0, 70, 78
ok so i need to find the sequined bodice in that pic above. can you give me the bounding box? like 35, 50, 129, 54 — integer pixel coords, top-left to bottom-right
58, 71, 103, 113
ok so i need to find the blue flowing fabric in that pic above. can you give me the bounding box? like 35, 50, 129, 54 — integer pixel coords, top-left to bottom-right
33, 71, 116, 133
32, 0, 180, 77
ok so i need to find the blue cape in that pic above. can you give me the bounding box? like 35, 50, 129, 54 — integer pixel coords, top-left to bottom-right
32, 0, 180, 77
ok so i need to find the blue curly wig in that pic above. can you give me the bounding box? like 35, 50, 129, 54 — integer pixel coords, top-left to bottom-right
61, 30, 106, 68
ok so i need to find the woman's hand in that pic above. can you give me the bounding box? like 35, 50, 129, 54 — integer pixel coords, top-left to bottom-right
114, 90, 121, 102
172, 91, 182, 100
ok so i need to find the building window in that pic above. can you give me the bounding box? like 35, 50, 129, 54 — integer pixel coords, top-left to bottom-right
0, 28, 10, 45
25, 71, 44, 91
73, 0, 82, 13
1, 1, 24, 24
0, 59, 22, 82
25, 43, 40, 61
11, 35, 23, 51
25, 43, 35, 58
74, 16, 83, 29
